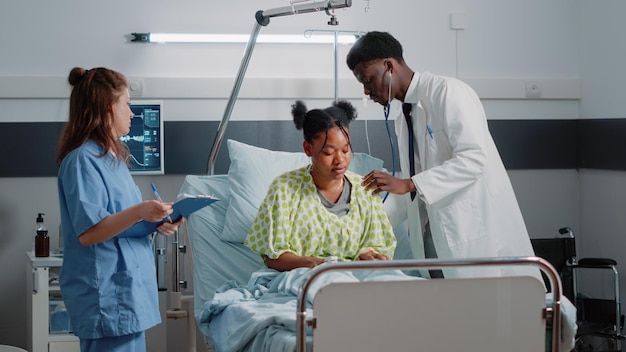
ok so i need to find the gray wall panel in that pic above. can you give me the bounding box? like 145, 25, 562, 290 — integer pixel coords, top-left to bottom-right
1, 119, 619, 177
578, 119, 626, 170
0, 122, 65, 177
489, 119, 578, 169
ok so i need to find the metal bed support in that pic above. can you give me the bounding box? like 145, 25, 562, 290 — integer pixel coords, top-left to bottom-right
206, 0, 353, 175
296, 256, 563, 352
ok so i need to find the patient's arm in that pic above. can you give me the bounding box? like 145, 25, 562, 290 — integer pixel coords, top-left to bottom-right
265, 253, 325, 272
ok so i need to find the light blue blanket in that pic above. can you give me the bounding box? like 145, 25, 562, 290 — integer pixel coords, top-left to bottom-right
198, 267, 422, 352
198, 266, 577, 352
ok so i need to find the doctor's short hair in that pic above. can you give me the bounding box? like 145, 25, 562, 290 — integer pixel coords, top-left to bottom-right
346, 31, 405, 71
291, 100, 357, 143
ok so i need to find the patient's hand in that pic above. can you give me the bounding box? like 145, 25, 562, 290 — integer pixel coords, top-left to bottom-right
265, 253, 325, 271
357, 249, 390, 261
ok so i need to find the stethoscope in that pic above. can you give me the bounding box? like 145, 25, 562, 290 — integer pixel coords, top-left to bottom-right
382, 70, 396, 203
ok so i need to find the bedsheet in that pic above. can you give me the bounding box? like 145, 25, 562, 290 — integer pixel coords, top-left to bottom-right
199, 265, 578, 352
198, 267, 423, 352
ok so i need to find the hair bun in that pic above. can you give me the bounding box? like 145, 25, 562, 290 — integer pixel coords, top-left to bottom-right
291, 100, 308, 130
333, 100, 357, 121
68, 67, 88, 86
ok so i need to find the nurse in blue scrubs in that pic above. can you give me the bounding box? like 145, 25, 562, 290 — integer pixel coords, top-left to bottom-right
56, 67, 183, 352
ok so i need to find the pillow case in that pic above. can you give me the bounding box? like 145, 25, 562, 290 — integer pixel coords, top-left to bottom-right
220, 139, 384, 243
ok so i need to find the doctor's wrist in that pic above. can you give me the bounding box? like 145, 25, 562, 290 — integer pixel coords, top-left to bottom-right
406, 179, 417, 194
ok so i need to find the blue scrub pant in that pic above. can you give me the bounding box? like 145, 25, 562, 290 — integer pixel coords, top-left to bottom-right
80, 331, 146, 352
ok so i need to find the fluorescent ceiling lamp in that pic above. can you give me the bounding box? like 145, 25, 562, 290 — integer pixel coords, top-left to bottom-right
131, 32, 359, 44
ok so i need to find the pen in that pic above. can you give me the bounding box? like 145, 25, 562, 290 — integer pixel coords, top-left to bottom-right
150, 182, 173, 223
427, 125, 433, 139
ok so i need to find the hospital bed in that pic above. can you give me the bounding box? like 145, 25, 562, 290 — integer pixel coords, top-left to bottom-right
179, 139, 577, 352
164, 1, 577, 350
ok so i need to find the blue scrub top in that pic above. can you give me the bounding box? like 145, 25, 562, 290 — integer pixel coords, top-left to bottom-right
57, 140, 161, 339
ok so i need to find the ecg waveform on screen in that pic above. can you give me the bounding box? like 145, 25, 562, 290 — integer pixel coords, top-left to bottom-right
123, 105, 162, 172
119, 135, 145, 143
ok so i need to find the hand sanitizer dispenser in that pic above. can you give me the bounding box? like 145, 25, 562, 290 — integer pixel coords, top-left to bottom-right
34, 213, 49, 257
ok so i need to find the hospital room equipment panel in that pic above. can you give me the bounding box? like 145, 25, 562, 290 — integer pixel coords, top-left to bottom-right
26, 252, 79, 352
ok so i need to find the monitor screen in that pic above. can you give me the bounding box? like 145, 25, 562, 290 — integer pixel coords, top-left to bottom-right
122, 100, 164, 175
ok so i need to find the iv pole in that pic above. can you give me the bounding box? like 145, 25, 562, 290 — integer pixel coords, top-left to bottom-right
207, 0, 353, 175
303, 29, 365, 102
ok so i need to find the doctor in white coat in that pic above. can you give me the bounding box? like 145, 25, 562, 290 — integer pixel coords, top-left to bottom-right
347, 31, 539, 279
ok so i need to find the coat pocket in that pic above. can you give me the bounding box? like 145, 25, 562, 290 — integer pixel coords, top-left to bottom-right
438, 197, 485, 249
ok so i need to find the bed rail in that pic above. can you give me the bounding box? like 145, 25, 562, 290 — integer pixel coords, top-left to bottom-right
296, 256, 562, 352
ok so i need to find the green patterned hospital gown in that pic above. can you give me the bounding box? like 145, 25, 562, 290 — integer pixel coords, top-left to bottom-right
244, 166, 397, 262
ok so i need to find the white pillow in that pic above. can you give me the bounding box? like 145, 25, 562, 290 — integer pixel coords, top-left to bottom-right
220, 139, 385, 243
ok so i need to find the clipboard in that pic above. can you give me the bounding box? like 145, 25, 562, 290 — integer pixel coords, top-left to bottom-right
169, 194, 219, 221
133, 194, 219, 234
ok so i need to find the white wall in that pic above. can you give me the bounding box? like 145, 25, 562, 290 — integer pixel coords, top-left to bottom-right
578, 0, 626, 119
577, 0, 626, 303
0, 0, 590, 349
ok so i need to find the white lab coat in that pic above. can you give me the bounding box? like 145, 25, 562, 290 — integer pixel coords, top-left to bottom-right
386, 71, 540, 280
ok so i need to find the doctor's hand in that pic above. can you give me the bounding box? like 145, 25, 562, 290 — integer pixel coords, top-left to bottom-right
362, 170, 416, 196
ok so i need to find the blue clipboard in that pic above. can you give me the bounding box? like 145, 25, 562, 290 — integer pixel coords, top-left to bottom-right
133, 195, 219, 234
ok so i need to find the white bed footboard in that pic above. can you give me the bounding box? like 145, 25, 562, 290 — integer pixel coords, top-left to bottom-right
297, 256, 563, 352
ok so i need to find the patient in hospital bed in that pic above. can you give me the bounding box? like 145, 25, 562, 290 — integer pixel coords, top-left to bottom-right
198, 100, 420, 352
244, 99, 397, 270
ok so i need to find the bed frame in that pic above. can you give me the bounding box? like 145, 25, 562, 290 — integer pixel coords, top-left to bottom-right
297, 257, 563, 352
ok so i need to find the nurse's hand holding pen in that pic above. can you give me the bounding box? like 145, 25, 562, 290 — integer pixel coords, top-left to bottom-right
362, 170, 417, 196
79, 200, 183, 246
139, 199, 184, 236
149, 182, 184, 236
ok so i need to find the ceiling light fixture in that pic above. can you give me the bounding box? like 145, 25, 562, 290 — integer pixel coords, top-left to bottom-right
129, 32, 359, 44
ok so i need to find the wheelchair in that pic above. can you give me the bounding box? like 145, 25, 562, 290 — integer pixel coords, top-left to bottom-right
531, 227, 624, 352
